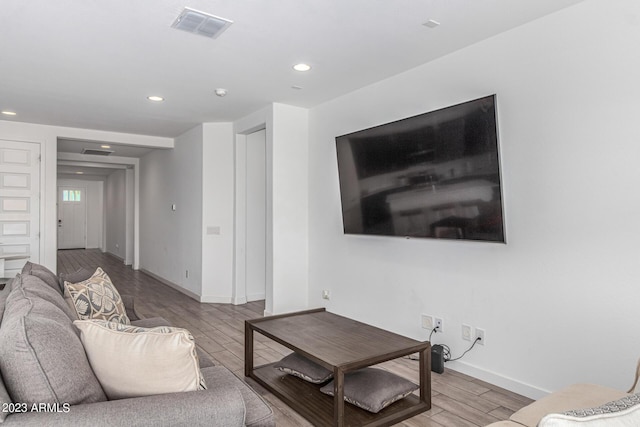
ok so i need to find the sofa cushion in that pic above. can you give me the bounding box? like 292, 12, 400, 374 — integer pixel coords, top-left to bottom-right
0, 278, 12, 323
64, 267, 130, 324
15, 273, 77, 321
0, 372, 10, 423
21, 261, 60, 294
0, 285, 107, 407
274, 352, 333, 384
510, 384, 630, 427
74, 320, 207, 400
320, 368, 419, 413
202, 366, 275, 427
58, 267, 94, 293
539, 393, 640, 426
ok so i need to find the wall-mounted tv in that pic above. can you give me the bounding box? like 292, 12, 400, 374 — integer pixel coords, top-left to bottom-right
335, 95, 505, 243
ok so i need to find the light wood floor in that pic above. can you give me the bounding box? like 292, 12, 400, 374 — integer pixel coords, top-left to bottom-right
58, 249, 533, 426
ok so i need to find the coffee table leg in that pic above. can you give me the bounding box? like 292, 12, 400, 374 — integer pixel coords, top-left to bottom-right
419, 345, 431, 406
333, 368, 344, 427
244, 321, 254, 377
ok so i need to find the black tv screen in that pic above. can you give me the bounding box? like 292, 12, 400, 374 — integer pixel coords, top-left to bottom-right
335, 95, 505, 242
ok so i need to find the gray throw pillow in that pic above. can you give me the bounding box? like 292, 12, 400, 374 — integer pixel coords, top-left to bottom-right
0, 285, 107, 406
274, 352, 333, 384
21, 261, 61, 294
14, 274, 77, 321
320, 368, 418, 413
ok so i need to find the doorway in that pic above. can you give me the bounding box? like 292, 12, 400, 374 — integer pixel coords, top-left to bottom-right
245, 129, 267, 302
57, 186, 87, 249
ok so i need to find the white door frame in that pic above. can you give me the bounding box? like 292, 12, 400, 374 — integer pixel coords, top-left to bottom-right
233, 121, 273, 313
57, 152, 140, 269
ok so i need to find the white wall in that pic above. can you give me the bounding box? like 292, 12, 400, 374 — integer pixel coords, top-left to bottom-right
307, 0, 640, 398
57, 178, 104, 249
201, 123, 235, 303
271, 104, 309, 314
105, 170, 126, 259
140, 125, 204, 297
233, 104, 309, 315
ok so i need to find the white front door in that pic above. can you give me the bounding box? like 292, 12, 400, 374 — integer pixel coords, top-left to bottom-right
57, 187, 86, 249
0, 140, 40, 277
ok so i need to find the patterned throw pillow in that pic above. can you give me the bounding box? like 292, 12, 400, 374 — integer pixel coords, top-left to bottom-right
539, 393, 640, 426
64, 267, 130, 324
74, 320, 207, 400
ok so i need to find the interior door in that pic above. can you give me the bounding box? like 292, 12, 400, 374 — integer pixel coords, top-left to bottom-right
57, 187, 86, 249
0, 140, 40, 277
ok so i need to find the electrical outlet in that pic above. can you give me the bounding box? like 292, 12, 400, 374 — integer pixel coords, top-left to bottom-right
475, 328, 485, 346
462, 324, 472, 341
322, 290, 331, 300
421, 314, 434, 330
434, 317, 444, 333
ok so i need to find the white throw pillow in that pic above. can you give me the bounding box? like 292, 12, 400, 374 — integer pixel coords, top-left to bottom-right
539, 394, 640, 426
74, 320, 207, 400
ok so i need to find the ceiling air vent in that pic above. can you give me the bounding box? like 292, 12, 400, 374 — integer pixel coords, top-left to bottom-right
171, 7, 233, 39
82, 148, 113, 156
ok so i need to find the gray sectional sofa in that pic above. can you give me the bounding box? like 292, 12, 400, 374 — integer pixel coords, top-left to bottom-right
0, 263, 274, 426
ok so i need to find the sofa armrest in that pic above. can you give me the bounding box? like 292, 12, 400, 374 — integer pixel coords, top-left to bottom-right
2, 387, 245, 427
121, 294, 141, 321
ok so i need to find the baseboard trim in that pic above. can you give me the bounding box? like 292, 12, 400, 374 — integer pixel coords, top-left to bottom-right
200, 295, 233, 304
233, 296, 248, 305
139, 269, 234, 304
446, 360, 550, 400
247, 292, 266, 302
105, 252, 125, 263
139, 269, 201, 302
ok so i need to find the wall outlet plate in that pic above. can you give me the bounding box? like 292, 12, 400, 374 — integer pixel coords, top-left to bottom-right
322, 290, 331, 300
462, 324, 472, 341
476, 328, 485, 346
421, 314, 434, 330
434, 317, 444, 333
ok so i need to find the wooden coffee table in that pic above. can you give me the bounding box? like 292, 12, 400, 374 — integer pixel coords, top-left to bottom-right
245, 308, 431, 427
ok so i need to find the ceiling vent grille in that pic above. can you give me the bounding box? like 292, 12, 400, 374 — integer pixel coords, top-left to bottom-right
171, 7, 233, 39
82, 148, 113, 156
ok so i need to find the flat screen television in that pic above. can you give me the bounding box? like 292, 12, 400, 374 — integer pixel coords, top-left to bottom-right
335, 95, 505, 243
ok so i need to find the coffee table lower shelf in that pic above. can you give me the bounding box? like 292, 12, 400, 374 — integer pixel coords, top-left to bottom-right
250, 363, 429, 427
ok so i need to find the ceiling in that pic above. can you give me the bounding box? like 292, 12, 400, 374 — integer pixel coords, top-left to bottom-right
1, 0, 584, 138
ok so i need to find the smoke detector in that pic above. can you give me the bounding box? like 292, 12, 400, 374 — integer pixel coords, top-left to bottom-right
171, 7, 233, 39
82, 148, 113, 156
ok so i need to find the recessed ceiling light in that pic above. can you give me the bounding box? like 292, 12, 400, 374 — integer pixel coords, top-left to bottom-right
101, 145, 111, 149
76, 171, 84, 175
1, 111, 17, 116
147, 96, 164, 102
423, 19, 441, 28
291, 85, 303, 90
214, 88, 227, 97
293, 63, 311, 72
